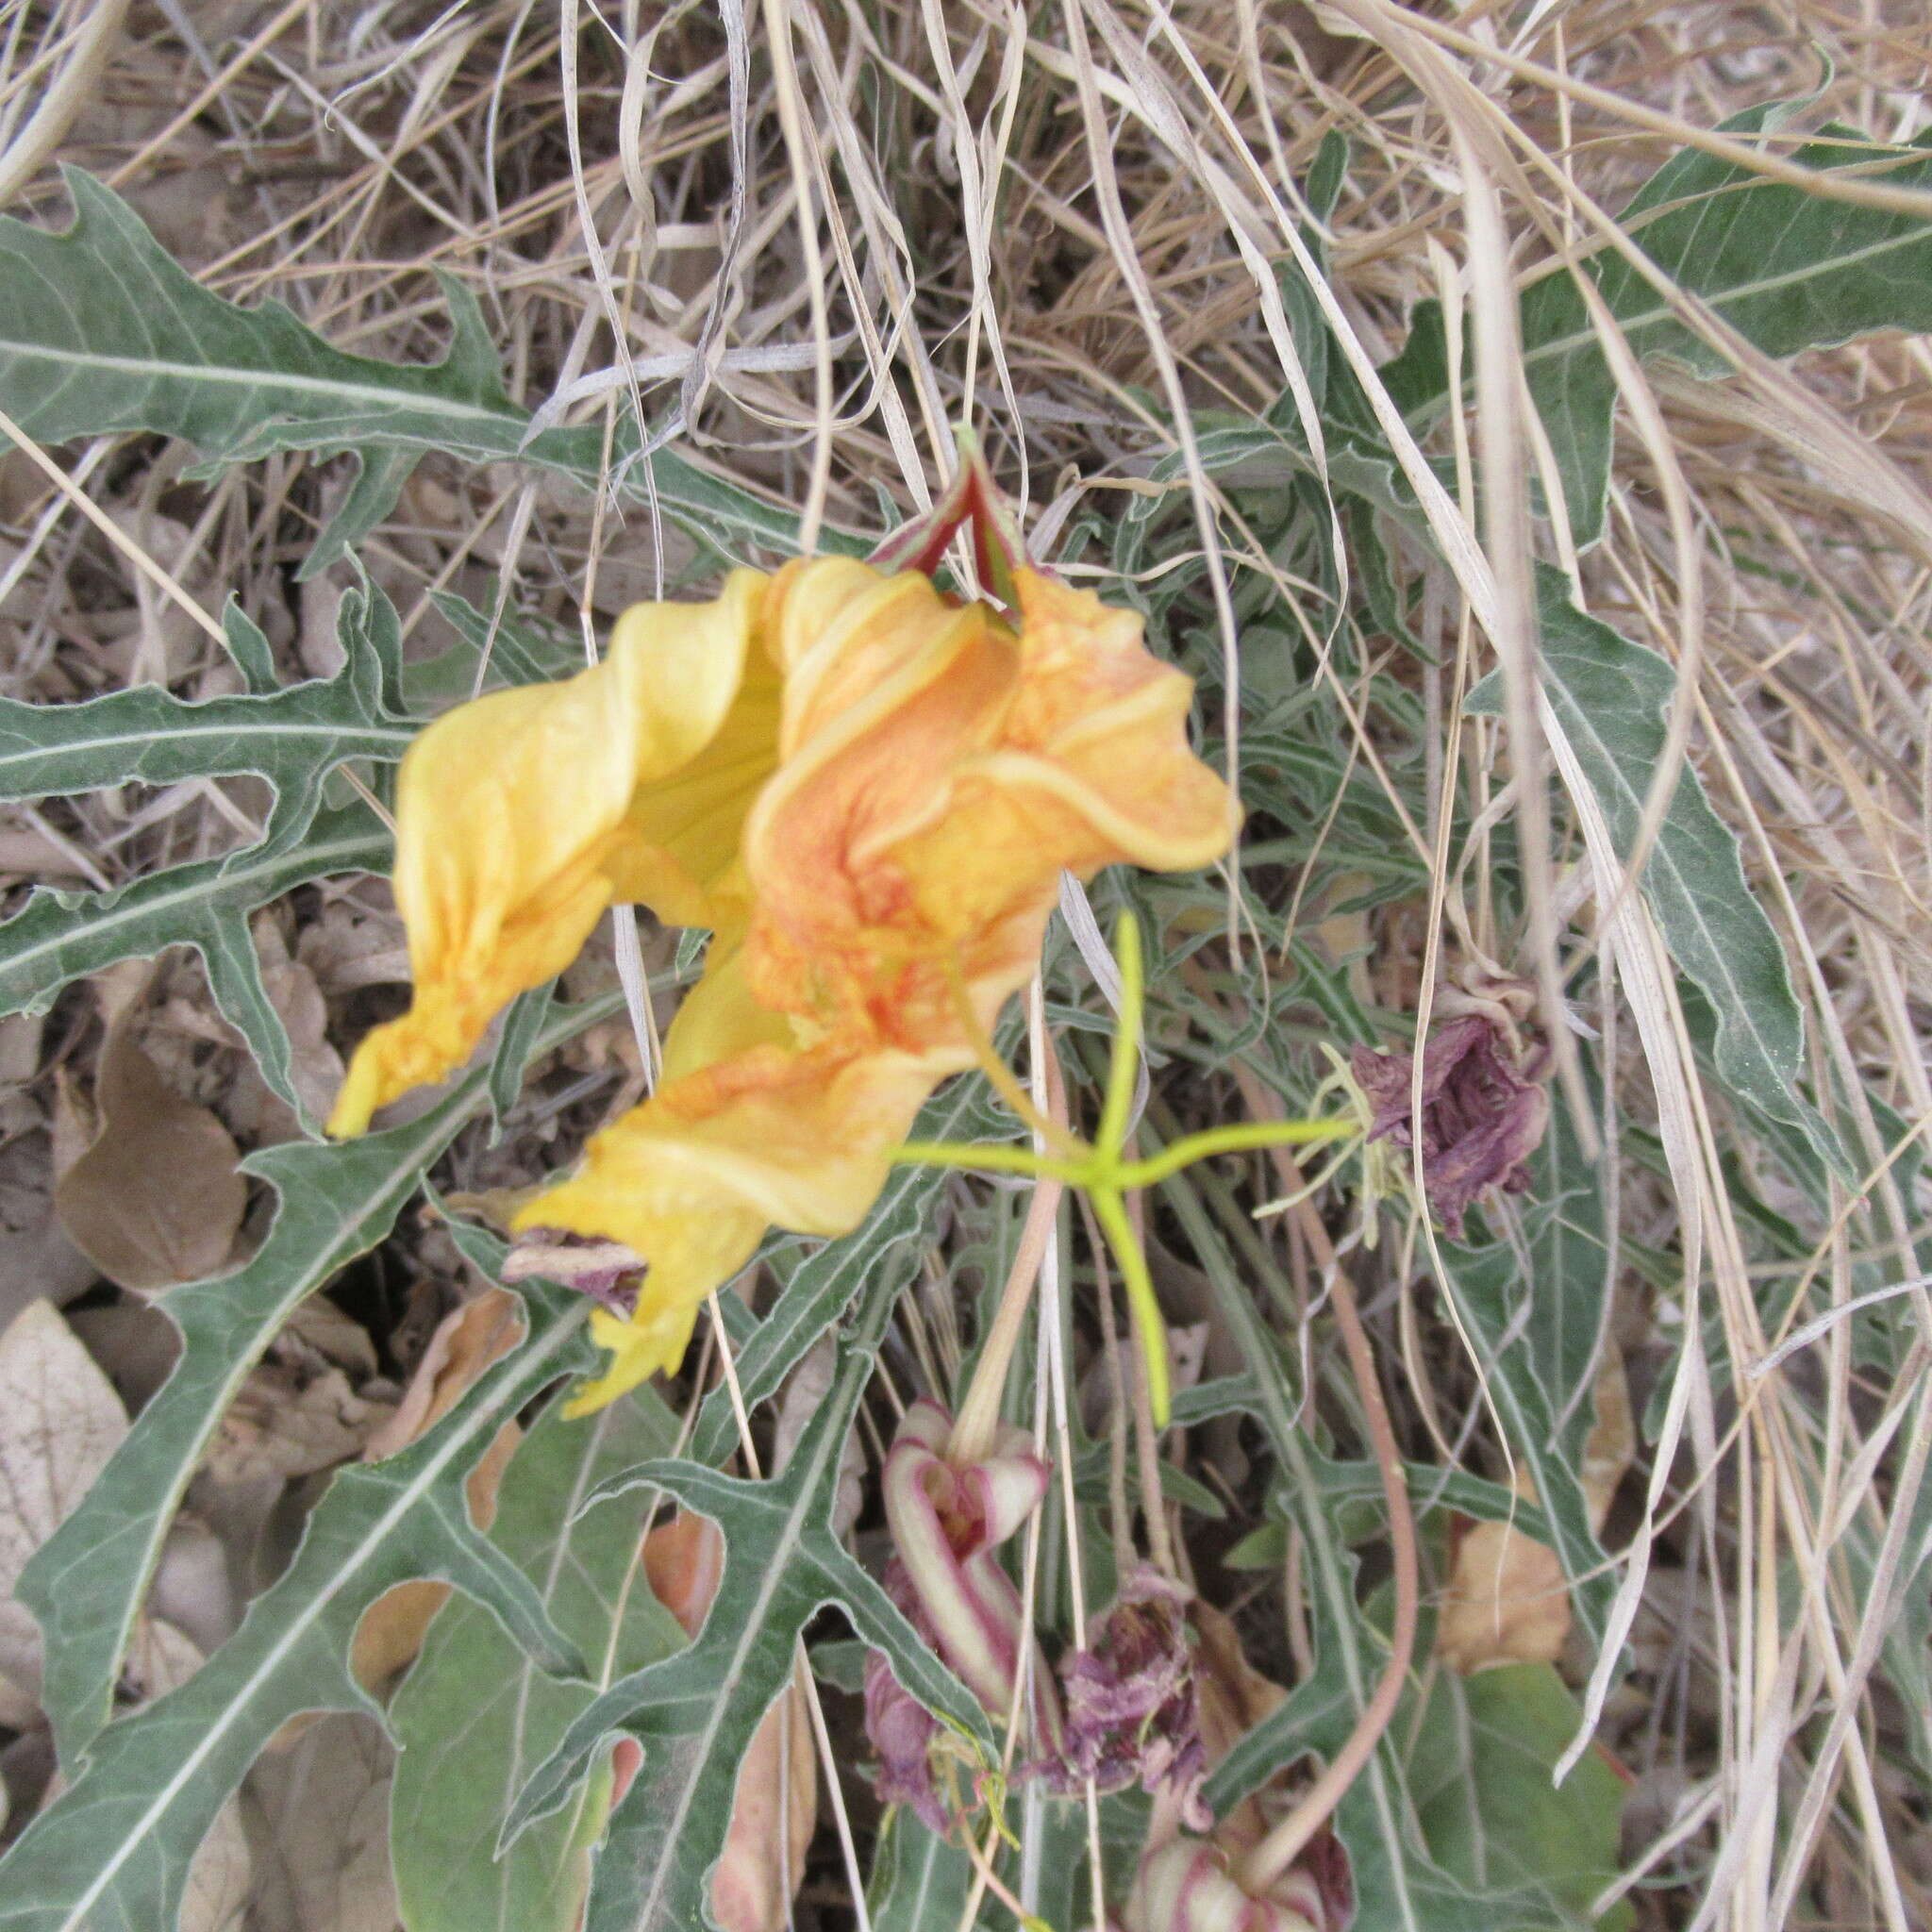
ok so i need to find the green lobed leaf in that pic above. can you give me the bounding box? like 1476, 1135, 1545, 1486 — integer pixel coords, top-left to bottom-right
18, 990, 624, 1764
0, 1282, 594, 1932
0, 169, 853, 564
389, 1390, 688, 1932
506, 1243, 992, 1932
0, 805, 388, 1126
1467, 573, 1843, 1174
0, 574, 409, 852
1382, 111, 1932, 541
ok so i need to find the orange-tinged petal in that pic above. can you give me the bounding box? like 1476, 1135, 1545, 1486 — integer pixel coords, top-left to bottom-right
891, 567, 1235, 951
327, 571, 770, 1136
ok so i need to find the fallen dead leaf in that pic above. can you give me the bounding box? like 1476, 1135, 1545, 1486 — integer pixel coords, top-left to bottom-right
54, 1008, 246, 1294
245, 1711, 397, 1932
0, 1299, 130, 1697
64, 1295, 182, 1413
208, 1362, 387, 1487
349, 1291, 524, 1695
225, 918, 347, 1145
1437, 1354, 1634, 1674
208, 1291, 394, 1487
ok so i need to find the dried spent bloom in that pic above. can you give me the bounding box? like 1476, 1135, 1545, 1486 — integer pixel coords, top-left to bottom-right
1122, 1831, 1353, 1932
1351, 984, 1550, 1240
1051, 1565, 1208, 1824
862, 1399, 1059, 1819
328, 497, 1234, 1409
863, 1573, 950, 1833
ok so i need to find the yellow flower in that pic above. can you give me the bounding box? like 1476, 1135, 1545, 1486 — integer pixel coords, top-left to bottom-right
330, 550, 1235, 1412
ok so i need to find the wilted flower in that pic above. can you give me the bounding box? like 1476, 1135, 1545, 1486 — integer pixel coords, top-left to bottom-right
1051, 1565, 1207, 1823
1122, 1830, 1353, 1932
1350, 978, 1550, 1240
863, 1574, 950, 1832
862, 1398, 1059, 1819
328, 458, 1234, 1410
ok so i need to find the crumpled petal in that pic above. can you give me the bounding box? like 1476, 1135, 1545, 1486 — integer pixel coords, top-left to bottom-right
1352, 1007, 1550, 1239
1050, 1565, 1208, 1821
327, 570, 771, 1135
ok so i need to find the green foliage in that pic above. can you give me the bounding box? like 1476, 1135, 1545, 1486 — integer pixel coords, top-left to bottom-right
19, 992, 624, 1766
868, 1812, 984, 1931
390, 1391, 688, 1932
1409, 1663, 1635, 1932
0, 1284, 592, 1932
0, 806, 388, 1123
1468, 574, 1843, 1176
0, 170, 851, 565
1382, 116, 1932, 541
508, 1257, 993, 1932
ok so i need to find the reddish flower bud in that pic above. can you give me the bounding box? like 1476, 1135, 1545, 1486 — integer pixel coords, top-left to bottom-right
862, 1399, 1059, 1821
1122, 1830, 1353, 1932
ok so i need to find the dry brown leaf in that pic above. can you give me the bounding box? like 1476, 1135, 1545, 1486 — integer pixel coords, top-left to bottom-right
225, 919, 348, 1145
1189, 1597, 1291, 1854
208, 1361, 388, 1487
244, 1711, 397, 1932
54, 1013, 245, 1294
0, 1663, 39, 1731
1437, 1354, 1634, 1674
0, 1299, 129, 1697
643, 1513, 815, 1932
64, 1296, 182, 1413
348, 1291, 523, 1694
208, 1291, 393, 1487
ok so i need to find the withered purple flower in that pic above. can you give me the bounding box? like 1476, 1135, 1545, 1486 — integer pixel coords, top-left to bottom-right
863, 1565, 950, 1832
1050, 1566, 1208, 1824
1352, 1003, 1550, 1240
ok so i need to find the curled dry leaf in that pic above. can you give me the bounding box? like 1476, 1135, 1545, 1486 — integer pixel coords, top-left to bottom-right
1437, 1354, 1634, 1674
53, 1010, 246, 1295
349, 1290, 524, 1694
0, 1299, 129, 1698
208, 1300, 393, 1487
245, 1711, 396, 1932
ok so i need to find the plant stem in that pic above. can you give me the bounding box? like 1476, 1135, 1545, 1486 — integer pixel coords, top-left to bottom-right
947, 1043, 1069, 1468
1230, 1066, 1419, 1893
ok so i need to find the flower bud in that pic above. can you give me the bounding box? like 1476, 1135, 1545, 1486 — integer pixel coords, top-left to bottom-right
862, 1399, 1060, 1820
1122, 1831, 1353, 1932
